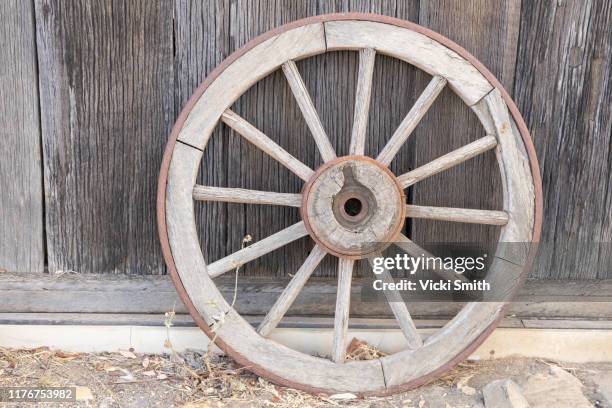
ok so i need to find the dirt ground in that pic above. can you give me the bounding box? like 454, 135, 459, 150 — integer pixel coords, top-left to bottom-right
1, 345, 610, 408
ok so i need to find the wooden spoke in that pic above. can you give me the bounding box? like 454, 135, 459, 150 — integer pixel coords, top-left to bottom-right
221, 109, 314, 181
257, 245, 327, 337
193, 185, 302, 207
282, 61, 336, 163
368, 254, 422, 349
397, 136, 497, 188
406, 205, 509, 225
332, 258, 354, 363
394, 234, 469, 283
207, 221, 309, 278
349, 48, 376, 156
377, 76, 447, 166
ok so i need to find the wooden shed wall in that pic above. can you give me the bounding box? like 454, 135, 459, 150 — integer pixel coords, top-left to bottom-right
0, 0, 610, 279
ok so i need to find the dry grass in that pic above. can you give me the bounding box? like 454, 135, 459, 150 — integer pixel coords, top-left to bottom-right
0, 346, 358, 407
345, 338, 387, 361
1, 347, 608, 407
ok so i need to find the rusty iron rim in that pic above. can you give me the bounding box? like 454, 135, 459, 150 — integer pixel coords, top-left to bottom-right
157, 12, 543, 396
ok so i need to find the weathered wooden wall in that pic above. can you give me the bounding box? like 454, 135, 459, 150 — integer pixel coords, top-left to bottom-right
0, 0, 44, 273
0, 0, 610, 279
35, 0, 174, 274
514, 0, 612, 279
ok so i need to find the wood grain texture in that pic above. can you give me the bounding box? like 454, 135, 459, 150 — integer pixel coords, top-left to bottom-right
513, 0, 612, 279
411, 0, 521, 246
397, 136, 498, 188
303, 158, 405, 258
174, 0, 234, 279
325, 20, 493, 105
0, 0, 44, 272
35, 0, 173, 274
349, 48, 376, 156
193, 185, 302, 207
332, 257, 354, 363
282, 60, 336, 162
484, 90, 534, 246
0, 313, 530, 329
207, 221, 309, 278
377, 75, 447, 166
405, 204, 509, 225
221, 109, 314, 181
177, 22, 326, 149
2, 272, 611, 318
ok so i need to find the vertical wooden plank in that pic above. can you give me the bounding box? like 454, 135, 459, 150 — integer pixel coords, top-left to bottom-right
410, 0, 521, 251
175, 0, 232, 271
35, 0, 174, 274
0, 0, 44, 272
514, 0, 612, 279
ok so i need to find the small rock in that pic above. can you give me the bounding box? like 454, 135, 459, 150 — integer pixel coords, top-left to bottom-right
482, 379, 529, 408
591, 371, 612, 407
522, 365, 591, 408
457, 375, 477, 396
329, 392, 357, 400
460, 385, 477, 396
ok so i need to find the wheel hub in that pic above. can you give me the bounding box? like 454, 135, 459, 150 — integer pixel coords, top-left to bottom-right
301, 156, 406, 258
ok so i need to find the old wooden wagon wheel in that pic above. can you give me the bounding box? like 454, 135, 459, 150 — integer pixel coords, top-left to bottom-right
158, 14, 542, 396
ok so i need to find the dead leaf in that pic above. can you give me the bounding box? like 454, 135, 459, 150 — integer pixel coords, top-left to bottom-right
142, 370, 156, 377
75, 386, 94, 401
54, 351, 81, 361
157, 373, 168, 380
142, 357, 150, 369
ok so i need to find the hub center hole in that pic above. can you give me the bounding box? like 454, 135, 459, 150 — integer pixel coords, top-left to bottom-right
344, 198, 363, 217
